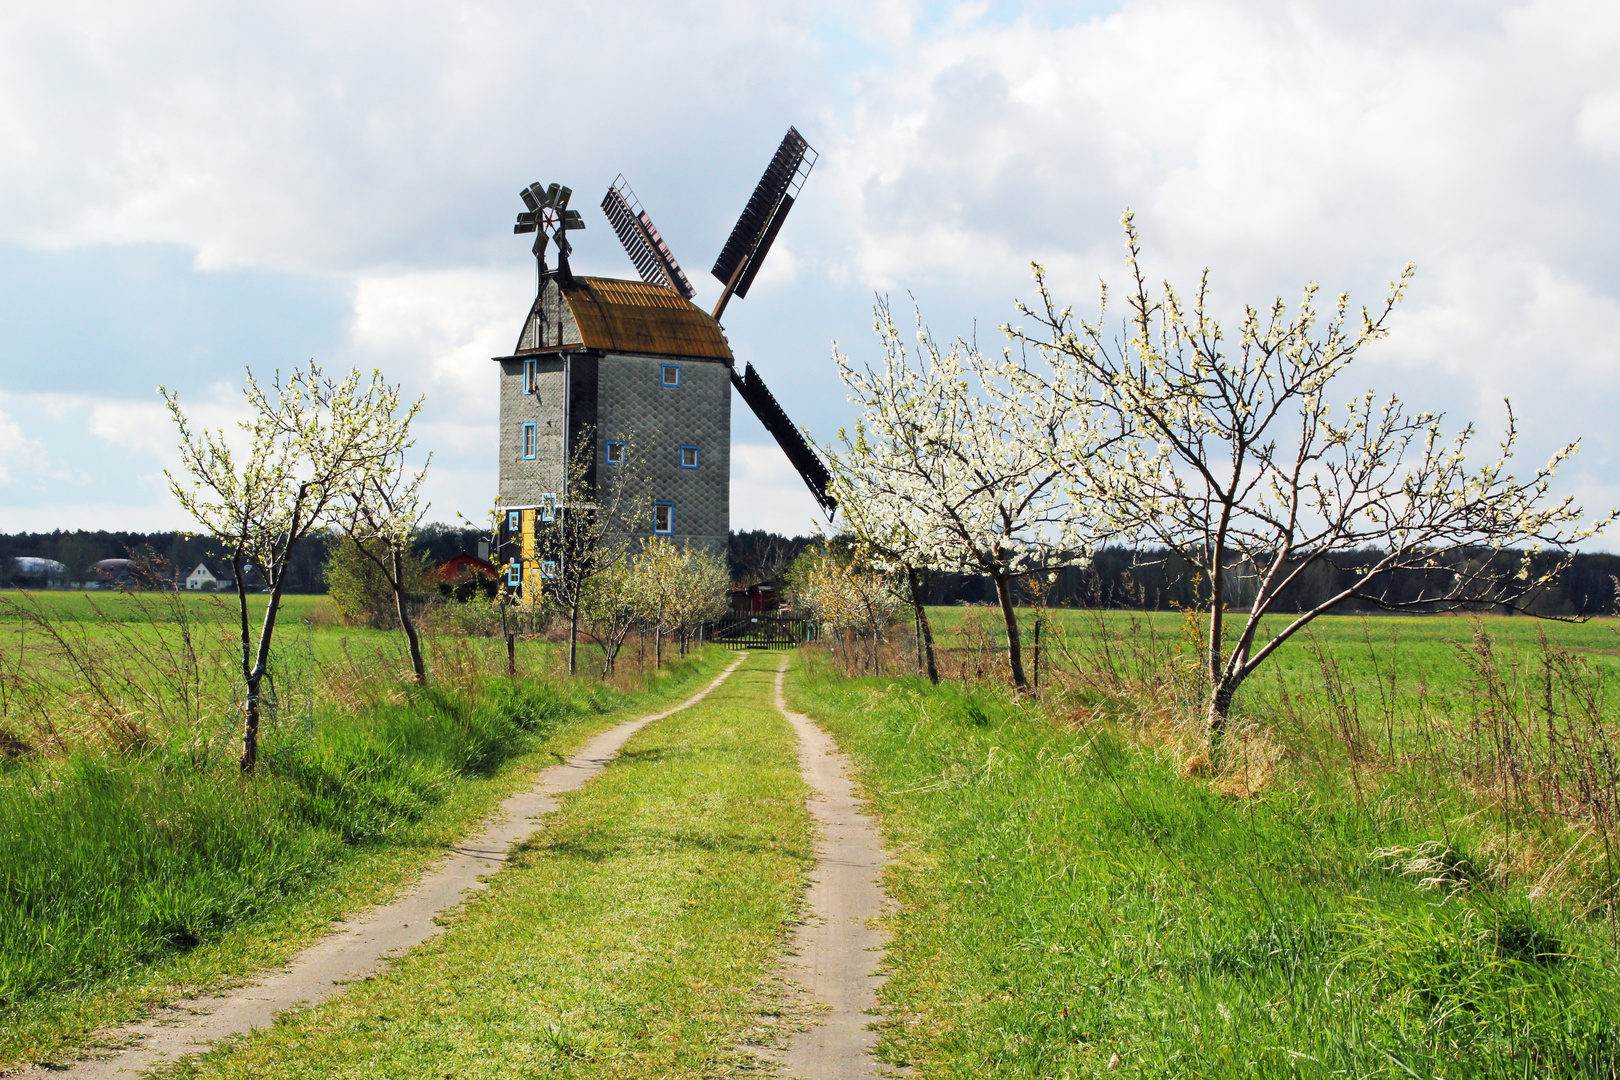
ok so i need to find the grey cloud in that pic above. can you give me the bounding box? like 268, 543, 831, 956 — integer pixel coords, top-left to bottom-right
1, 0, 1617, 540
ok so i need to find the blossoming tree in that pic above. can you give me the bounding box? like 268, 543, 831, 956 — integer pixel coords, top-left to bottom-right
829, 299, 1100, 688
1010, 212, 1615, 743
163, 363, 416, 770
333, 427, 430, 683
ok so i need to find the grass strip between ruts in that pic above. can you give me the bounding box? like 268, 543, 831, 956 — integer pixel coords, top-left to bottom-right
159, 653, 814, 1079
0, 649, 736, 1073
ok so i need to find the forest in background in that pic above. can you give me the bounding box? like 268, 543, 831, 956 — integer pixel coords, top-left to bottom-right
1, 526, 1616, 615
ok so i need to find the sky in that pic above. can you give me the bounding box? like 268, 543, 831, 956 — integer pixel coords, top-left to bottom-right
0, 0, 1617, 544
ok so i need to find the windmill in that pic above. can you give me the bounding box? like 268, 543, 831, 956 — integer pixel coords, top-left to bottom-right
599, 127, 834, 516
492, 127, 832, 602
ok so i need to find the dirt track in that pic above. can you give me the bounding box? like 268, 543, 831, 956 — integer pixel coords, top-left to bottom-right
15, 653, 749, 1079
765, 656, 893, 1080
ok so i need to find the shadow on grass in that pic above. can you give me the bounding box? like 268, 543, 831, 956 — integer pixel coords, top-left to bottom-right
528, 826, 812, 866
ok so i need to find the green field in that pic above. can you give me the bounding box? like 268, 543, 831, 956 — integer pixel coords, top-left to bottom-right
788, 655, 1620, 1077
923, 604, 1620, 689
0, 585, 726, 1071
7, 589, 1620, 1076
0, 590, 540, 677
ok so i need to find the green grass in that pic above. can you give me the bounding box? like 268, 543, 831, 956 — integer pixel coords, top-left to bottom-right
926, 605, 1620, 690
0, 590, 551, 688
788, 658, 1620, 1078
161, 654, 813, 1079
0, 647, 733, 1072
921, 608, 1620, 752
0, 589, 332, 624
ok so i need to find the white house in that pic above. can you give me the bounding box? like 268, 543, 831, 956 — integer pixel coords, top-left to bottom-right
185, 562, 267, 592
186, 562, 227, 590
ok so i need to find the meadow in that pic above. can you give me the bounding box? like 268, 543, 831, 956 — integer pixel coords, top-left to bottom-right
8, 586, 1620, 1076
0, 587, 724, 1070
923, 604, 1620, 695
788, 606, 1620, 1076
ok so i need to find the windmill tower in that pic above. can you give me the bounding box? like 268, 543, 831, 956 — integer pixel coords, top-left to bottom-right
492, 128, 834, 599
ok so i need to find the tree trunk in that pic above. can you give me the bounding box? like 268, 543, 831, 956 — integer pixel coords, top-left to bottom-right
907, 566, 938, 684
1206, 677, 1238, 750
568, 593, 581, 675
393, 548, 426, 684
1033, 616, 1041, 690
232, 551, 258, 772
991, 571, 1028, 689
507, 632, 516, 675
242, 673, 262, 772
655, 625, 663, 667
1206, 542, 1227, 692
239, 541, 293, 773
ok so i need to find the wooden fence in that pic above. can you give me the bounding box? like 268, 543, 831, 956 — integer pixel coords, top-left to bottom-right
701, 615, 816, 649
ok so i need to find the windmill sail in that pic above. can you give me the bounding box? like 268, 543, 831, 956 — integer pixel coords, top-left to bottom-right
600, 176, 695, 299
710, 127, 817, 319
731, 363, 836, 517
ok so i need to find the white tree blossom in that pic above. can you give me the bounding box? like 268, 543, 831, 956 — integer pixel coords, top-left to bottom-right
789, 545, 904, 674
332, 418, 430, 683
1009, 212, 1617, 742
828, 298, 1102, 688
163, 363, 415, 770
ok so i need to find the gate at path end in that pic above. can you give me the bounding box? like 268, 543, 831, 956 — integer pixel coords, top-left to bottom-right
702, 615, 815, 649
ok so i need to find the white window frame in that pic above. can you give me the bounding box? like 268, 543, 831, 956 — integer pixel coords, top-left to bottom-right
661, 363, 680, 387
506, 561, 521, 586
653, 502, 674, 534
540, 493, 557, 522
541, 560, 557, 579
522, 422, 537, 459
679, 445, 699, 469
507, 510, 520, 533
523, 358, 538, 395
605, 441, 625, 465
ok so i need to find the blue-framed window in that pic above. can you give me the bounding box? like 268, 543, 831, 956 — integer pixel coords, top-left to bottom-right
507, 510, 520, 533
523, 358, 538, 395
506, 561, 521, 586
540, 493, 556, 522
653, 502, 674, 535
522, 422, 537, 459
660, 363, 680, 387
679, 445, 699, 469
541, 560, 557, 579
605, 441, 625, 465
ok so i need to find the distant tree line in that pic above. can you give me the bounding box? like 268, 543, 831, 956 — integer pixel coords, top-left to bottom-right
0, 523, 485, 593
3, 527, 1614, 617
917, 546, 1620, 618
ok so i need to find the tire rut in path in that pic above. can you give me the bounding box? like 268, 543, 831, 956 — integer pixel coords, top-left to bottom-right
765, 656, 893, 1080
17, 652, 752, 1080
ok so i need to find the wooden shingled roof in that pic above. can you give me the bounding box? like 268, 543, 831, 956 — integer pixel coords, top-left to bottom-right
559, 277, 733, 361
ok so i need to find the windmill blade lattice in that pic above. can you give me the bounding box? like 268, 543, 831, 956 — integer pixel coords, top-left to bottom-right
709, 127, 817, 319
731, 362, 836, 517
600, 176, 695, 300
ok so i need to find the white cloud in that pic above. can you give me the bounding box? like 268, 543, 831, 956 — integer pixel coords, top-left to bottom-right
0, 2, 829, 274
730, 443, 826, 536
0, 407, 46, 486
1577, 90, 1620, 158
88, 399, 177, 461
1, 0, 1618, 547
